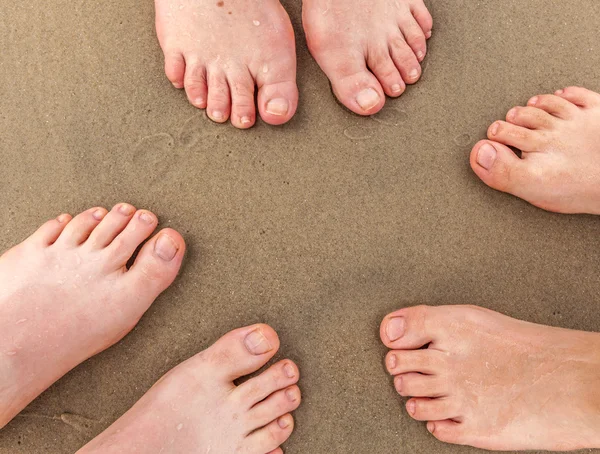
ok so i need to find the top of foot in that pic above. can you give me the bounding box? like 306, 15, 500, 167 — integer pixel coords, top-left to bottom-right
155, 0, 298, 129
302, 0, 432, 115
471, 86, 600, 214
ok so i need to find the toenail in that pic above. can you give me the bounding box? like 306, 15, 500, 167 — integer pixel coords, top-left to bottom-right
528, 96, 539, 106
265, 98, 290, 116
394, 376, 402, 393
212, 110, 224, 121
409, 69, 419, 79
194, 97, 205, 106
278, 416, 291, 429
244, 329, 273, 355
427, 422, 435, 434
119, 204, 134, 215
92, 209, 106, 221
241, 116, 252, 125
57, 214, 70, 223
416, 51, 424, 60
490, 122, 499, 136
391, 84, 403, 94
139, 212, 155, 224
284, 363, 295, 378
507, 108, 517, 121
426, 30, 432, 38
285, 388, 298, 402
387, 353, 397, 370
477, 143, 497, 170
356, 88, 380, 111
555, 89, 564, 95
154, 233, 179, 261
385, 317, 405, 342
407, 400, 416, 415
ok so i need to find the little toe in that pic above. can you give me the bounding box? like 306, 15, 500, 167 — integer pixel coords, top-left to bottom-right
55, 207, 107, 246
234, 360, 300, 407
228, 69, 257, 129
104, 210, 158, 267
29, 214, 72, 245
244, 414, 294, 453
194, 324, 280, 383
164, 51, 186, 89
427, 420, 466, 445
506, 106, 557, 130
184, 59, 208, 109
366, 46, 405, 97
256, 61, 298, 125
247, 385, 301, 431
397, 12, 427, 61
528, 94, 578, 119
487, 120, 544, 152
394, 373, 447, 398
410, 0, 434, 38
87, 203, 136, 249
386, 349, 443, 376
407, 397, 459, 422
380, 305, 440, 349
555, 86, 600, 108
389, 34, 422, 84
206, 69, 231, 123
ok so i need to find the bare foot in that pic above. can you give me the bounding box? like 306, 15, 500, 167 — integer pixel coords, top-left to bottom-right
0, 204, 185, 427
155, 0, 298, 128
302, 0, 432, 115
78, 324, 301, 454
471, 86, 600, 214
380, 305, 600, 450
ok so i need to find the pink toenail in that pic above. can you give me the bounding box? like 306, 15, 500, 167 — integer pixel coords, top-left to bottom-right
212, 111, 224, 121
265, 98, 289, 116
528, 96, 539, 106
555, 89, 564, 95
154, 233, 179, 261
92, 209, 106, 221
407, 400, 416, 415
477, 143, 497, 170
391, 84, 403, 94
278, 416, 291, 429
416, 51, 424, 60
284, 363, 295, 378
286, 388, 298, 402
394, 376, 402, 393
356, 88, 380, 111
386, 317, 405, 342
244, 329, 273, 355
139, 212, 155, 224
57, 214, 70, 223
490, 122, 499, 136
387, 353, 397, 370
241, 116, 252, 125
507, 108, 517, 121
409, 69, 419, 79
119, 204, 134, 215
426, 30, 432, 38
427, 422, 435, 433
194, 97, 205, 106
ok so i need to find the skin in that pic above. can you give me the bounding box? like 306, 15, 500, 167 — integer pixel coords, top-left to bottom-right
302, 0, 433, 115
78, 324, 301, 454
155, 0, 298, 129
0, 204, 185, 428
380, 305, 600, 450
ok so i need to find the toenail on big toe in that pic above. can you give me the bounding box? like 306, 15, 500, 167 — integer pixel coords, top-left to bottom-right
386, 317, 405, 342
356, 88, 380, 111
477, 144, 497, 170
244, 329, 273, 355
266, 98, 289, 116
154, 234, 179, 261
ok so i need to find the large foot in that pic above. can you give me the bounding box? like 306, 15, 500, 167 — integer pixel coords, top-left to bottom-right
0, 204, 185, 427
471, 86, 600, 214
380, 305, 600, 450
302, 0, 432, 115
155, 0, 298, 128
79, 324, 301, 453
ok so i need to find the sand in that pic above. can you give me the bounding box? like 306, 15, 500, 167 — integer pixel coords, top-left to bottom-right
1, 0, 600, 452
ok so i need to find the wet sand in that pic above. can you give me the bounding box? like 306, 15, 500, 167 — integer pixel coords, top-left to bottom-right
1, 0, 600, 452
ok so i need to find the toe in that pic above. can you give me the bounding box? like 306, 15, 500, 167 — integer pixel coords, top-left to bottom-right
104, 210, 159, 267
506, 106, 557, 130
487, 120, 545, 151
164, 52, 185, 89
228, 69, 257, 129
407, 397, 459, 422
386, 349, 444, 376
55, 207, 107, 246
470, 140, 533, 197
206, 69, 231, 123
267, 449, 283, 454
244, 414, 294, 453
195, 324, 280, 382
427, 420, 466, 445
397, 11, 427, 62
366, 45, 405, 97
29, 214, 72, 245
247, 385, 301, 431
87, 203, 136, 249
394, 373, 447, 398
527, 94, 579, 119
234, 360, 300, 407
555, 86, 600, 108
380, 305, 438, 349
125, 228, 185, 299
410, 0, 434, 38
255, 57, 298, 126
184, 59, 208, 109
389, 33, 422, 84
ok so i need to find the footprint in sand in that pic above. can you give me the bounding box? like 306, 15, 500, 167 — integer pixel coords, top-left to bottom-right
344, 106, 408, 141
453, 133, 472, 147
